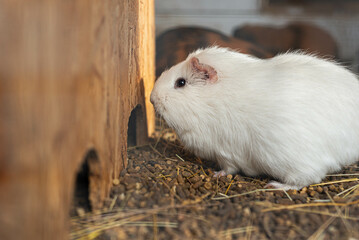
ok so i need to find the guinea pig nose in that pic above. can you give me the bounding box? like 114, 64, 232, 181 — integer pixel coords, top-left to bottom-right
150, 93, 155, 105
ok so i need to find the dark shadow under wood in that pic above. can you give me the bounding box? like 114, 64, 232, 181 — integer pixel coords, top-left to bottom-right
128, 104, 147, 147
72, 149, 101, 214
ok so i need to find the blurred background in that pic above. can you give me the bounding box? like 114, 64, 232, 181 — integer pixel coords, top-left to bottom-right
155, 0, 359, 76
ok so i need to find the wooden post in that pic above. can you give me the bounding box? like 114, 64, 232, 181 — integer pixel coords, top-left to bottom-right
0, 0, 155, 239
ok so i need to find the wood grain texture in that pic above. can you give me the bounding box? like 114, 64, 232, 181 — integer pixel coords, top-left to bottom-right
0, 0, 154, 239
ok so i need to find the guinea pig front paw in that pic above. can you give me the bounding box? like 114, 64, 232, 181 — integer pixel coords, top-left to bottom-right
213, 170, 227, 178
264, 181, 302, 190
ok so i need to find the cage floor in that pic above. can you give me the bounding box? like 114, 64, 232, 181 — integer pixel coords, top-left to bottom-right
71, 134, 359, 240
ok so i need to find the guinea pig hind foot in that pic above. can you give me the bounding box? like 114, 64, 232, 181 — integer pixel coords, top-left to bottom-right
213, 170, 227, 178
264, 181, 302, 190
213, 166, 237, 178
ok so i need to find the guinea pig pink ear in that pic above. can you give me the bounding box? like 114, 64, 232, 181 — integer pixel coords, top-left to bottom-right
190, 57, 218, 83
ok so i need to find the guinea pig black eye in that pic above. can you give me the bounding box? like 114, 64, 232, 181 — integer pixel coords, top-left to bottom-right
175, 78, 186, 88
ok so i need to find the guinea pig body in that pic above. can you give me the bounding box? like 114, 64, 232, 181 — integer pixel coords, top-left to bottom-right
150, 47, 359, 190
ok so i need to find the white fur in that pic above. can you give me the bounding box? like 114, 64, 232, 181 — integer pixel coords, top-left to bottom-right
150, 46, 359, 189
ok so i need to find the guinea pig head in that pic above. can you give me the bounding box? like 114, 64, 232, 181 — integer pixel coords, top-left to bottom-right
150, 56, 218, 132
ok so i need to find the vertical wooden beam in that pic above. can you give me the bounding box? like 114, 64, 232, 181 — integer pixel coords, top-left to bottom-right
0, 0, 155, 239
139, 0, 156, 138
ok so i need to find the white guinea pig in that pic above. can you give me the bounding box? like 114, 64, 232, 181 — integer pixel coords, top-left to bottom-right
150, 46, 359, 190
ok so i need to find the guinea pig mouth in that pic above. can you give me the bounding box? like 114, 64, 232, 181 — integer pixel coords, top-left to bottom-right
152, 102, 166, 116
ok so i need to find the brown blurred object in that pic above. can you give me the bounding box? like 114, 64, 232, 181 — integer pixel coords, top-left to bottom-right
233, 22, 338, 58
0, 0, 154, 239
156, 27, 272, 77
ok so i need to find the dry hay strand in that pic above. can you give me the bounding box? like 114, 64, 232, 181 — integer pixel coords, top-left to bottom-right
70, 202, 219, 239
212, 188, 293, 201
220, 226, 258, 236
324, 191, 353, 234
308, 216, 336, 240
288, 208, 359, 221
336, 183, 359, 198
310, 178, 359, 186
261, 199, 359, 212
